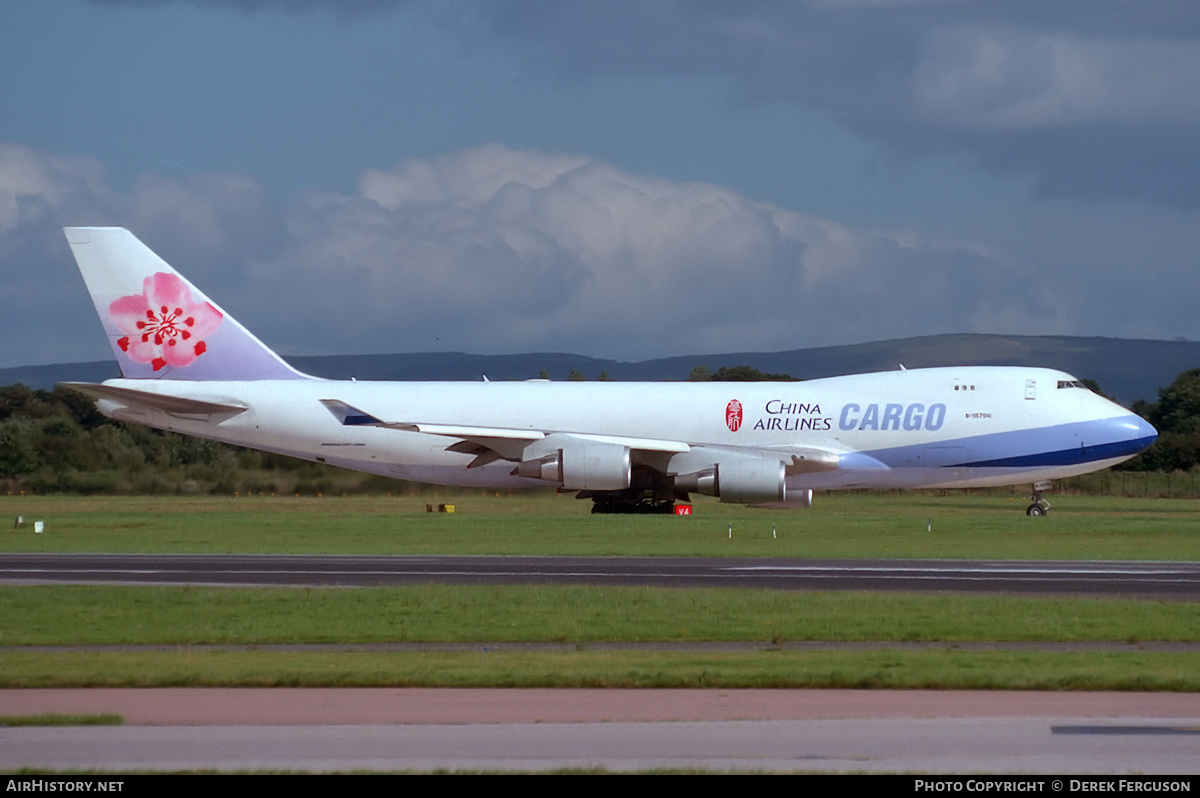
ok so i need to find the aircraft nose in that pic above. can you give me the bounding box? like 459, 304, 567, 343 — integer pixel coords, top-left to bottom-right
1082, 404, 1157, 463
1105, 412, 1157, 456
1131, 414, 1158, 452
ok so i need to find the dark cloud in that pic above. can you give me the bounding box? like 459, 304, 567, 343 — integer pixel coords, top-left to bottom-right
444, 1, 1200, 208
80, 1, 1200, 205
87, 0, 413, 19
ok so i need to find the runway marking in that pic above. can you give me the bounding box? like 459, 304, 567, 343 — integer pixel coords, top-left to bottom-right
1053, 725, 1200, 735
731, 565, 1200, 575
6, 567, 1195, 584
3, 554, 1199, 597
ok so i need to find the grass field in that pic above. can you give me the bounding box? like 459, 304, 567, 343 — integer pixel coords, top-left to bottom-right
2, 491, 1199, 689
4, 491, 1200, 560
5, 648, 1200, 691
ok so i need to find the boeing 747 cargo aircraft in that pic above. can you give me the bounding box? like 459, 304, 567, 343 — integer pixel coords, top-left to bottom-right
61, 228, 1156, 514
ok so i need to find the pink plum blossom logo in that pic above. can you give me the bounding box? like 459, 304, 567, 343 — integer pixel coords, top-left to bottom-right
108, 272, 223, 371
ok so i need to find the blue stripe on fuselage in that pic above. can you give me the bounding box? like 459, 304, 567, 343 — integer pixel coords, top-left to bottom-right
955, 434, 1158, 468
857, 416, 1156, 470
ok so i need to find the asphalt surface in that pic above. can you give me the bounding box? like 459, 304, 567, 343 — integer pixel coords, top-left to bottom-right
3, 689, 1200, 773
3, 552, 1200, 597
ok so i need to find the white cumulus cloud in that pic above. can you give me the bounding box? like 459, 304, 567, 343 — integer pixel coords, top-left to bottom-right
1, 142, 1057, 366
261, 145, 1052, 358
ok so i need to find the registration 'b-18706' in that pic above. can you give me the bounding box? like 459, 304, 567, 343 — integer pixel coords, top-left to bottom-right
61, 228, 1156, 515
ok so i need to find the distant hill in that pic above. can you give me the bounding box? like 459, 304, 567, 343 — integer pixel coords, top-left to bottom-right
4, 334, 1197, 405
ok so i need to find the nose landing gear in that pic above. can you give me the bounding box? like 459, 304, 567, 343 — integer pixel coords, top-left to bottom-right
1026, 480, 1052, 516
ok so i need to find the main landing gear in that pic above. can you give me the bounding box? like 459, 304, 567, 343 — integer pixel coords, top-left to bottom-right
1026, 480, 1053, 516
590, 494, 676, 514
583, 473, 679, 514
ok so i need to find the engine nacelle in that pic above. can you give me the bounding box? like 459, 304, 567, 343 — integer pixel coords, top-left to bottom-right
749, 488, 813, 509
518, 435, 631, 491
716, 456, 786, 504
675, 456, 786, 504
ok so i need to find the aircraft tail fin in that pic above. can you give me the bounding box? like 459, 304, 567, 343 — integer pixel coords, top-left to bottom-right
64, 227, 309, 381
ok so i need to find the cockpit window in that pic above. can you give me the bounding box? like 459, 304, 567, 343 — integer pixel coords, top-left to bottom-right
1057, 380, 1087, 389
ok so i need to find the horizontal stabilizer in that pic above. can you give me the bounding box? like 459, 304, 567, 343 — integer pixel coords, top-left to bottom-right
60, 382, 247, 418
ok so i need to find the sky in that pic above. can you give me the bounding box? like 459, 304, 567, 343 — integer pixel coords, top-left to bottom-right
2, 0, 1199, 369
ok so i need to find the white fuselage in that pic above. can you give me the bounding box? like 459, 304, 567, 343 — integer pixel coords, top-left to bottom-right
93, 365, 1156, 497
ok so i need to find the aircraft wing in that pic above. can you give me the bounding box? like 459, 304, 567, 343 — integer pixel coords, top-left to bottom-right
320, 399, 691, 467
61, 382, 248, 420
319, 399, 837, 473
678, 443, 840, 476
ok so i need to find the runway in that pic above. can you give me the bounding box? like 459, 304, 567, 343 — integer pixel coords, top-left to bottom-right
6, 554, 1198, 771
3, 552, 1200, 597
3, 689, 1199, 773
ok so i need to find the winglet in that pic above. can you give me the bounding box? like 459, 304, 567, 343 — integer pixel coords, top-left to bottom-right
64, 227, 310, 381
319, 399, 385, 426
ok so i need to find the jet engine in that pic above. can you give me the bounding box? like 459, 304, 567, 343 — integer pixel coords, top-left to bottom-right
517, 435, 632, 491
675, 455, 786, 504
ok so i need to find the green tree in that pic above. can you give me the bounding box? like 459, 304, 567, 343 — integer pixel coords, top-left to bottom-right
0, 417, 39, 477
690, 365, 799, 382
1149, 368, 1200, 435
1123, 368, 1200, 471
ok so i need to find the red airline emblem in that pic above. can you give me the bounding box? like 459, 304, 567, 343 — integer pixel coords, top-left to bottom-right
725, 399, 743, 432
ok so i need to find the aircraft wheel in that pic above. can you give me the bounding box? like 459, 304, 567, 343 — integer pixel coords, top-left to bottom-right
1025, 503, 1046, 517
